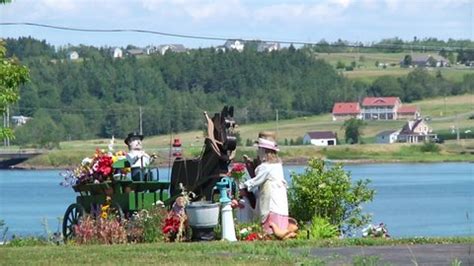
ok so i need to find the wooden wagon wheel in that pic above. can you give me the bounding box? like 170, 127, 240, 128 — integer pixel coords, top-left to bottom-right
62, 203, 85, 241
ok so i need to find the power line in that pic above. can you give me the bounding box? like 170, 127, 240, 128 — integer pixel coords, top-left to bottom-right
1, 22, 473, 51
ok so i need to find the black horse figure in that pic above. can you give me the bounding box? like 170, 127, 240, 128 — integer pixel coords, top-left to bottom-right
169, 106, 236, 202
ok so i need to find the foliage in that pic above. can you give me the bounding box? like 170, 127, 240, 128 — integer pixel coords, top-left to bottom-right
0, 40, 29, 141
6, 236, 48, 247
307, 216, 339, 240
129, 206, 168, 243
229, 162, 247, 182
420, 142, 440, 153
343, 118, 366, 144
74, 215, 127, 245
235, 222, 265, 241
289, 158, 375, 236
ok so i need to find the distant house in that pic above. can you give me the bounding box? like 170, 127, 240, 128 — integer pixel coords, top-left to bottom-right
11, 115, 31, 126
401, 54, 449, 68
332, 102, 361, 121
303, 131, 337, 146
398, 119, 437, 143
111, 47, 123, 58
224, 39, 245, 52
257, 42, 280, 52
126, 48, 145, 56
397, 105, 420, 120
157, 44, 187, 55
361, 97, 401, 120
68, 51, 79, 61
376, 130, 399, 144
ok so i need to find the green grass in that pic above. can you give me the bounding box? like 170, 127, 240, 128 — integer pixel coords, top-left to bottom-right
313, 52, 473, 82
1, 237, 472, 265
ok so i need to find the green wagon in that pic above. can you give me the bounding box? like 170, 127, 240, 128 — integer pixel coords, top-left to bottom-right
62, 161, 170, 240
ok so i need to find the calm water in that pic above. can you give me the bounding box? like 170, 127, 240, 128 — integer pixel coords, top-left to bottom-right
0, 163, 472, 238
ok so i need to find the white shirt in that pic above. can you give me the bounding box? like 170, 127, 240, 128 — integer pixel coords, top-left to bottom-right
126, 150, 151, 168
243, 162, 288, 220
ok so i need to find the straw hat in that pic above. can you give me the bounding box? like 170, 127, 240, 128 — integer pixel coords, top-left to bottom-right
254, 138, 279, 151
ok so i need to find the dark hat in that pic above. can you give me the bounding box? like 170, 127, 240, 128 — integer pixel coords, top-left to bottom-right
124, 132, 144, 145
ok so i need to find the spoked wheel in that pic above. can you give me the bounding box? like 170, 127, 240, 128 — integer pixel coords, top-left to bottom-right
109, 202, 124, 221
62, 203, 85, 241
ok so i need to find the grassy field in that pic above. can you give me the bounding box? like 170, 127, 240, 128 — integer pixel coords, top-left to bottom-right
1, 237, 472, 265
10, 94, 474, 168
313, 52, 473, 82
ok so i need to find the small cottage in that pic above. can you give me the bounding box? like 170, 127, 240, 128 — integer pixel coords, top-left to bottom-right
397, 105, 420, 120
303, 131, 337, 146
68, 51, 79, 61
376, 130, 399, 144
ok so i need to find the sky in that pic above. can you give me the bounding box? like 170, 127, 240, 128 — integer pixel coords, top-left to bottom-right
0, 0, 473, 49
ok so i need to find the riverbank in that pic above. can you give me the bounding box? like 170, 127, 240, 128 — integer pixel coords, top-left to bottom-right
9, 140, 473, 169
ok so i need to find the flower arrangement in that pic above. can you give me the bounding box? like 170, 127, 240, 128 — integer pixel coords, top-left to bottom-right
229, 162, 247, 182
236, 223, 264, 241
60, 149, 128, 187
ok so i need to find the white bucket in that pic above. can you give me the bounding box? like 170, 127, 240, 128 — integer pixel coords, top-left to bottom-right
186, 201, 220, 228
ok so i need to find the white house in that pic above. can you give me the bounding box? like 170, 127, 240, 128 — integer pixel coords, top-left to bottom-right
224, 39, 245, 52
303, 131, 337, 146
11, 115, 31, 126
376, 130, 399, 144
157, 44, 187, 55
257, 42, 280, 52
112, 47, 123, 58
68, 51, 79, 61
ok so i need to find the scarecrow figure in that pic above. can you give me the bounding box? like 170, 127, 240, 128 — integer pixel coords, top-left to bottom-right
124, 132, 156, 181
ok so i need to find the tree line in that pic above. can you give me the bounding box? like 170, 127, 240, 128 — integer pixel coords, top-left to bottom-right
4, 37, 473, 148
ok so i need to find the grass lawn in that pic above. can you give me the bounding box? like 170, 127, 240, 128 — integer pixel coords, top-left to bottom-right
1, 237, 472, 265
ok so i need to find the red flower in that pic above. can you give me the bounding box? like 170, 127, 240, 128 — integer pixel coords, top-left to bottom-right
245, 232, 259, 241
230, 163, 246, 182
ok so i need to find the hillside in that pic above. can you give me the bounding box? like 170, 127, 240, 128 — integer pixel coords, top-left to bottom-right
16, 94, 474, 168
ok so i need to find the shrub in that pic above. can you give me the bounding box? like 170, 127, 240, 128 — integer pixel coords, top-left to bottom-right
289, 158, 375, 236
420, 142, 440, 153
308, 216, 339, 240
74, 216, 127, 245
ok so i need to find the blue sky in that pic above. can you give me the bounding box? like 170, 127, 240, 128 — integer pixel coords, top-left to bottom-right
1, 0, 472, 48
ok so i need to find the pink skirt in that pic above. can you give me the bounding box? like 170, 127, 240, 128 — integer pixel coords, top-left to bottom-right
262, 212, 289, 234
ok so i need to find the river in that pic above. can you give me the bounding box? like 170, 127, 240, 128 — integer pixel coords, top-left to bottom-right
0, 163, 472, 238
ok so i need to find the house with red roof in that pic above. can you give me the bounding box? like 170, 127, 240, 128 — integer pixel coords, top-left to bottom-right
332, 102, 361, 121
361, 97, 402, 120
397, 105, 420, 120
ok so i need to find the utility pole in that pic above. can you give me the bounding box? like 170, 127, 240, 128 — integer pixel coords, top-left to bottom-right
275, 109, 279, 137
139, 106, 143, 135
456, 113, 460, 144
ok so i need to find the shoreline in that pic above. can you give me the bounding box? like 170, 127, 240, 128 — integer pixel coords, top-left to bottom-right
6, 157, 473, 170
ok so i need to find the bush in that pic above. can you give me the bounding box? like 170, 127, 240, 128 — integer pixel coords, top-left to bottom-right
420, 142, 440, 153
289, 158, 375, 236
307, 216, 339, 240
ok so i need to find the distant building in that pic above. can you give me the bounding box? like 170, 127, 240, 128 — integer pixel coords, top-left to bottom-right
397, 105, 420, 120
376, 130, 399, 144
303, 131, 337, 146
157, 44, 187, 55
68, 51, 79, 61
126, 48, 145, 56
11, 115, 31, 126
361, 97, 401, 120
401, 54, 449, 68
332, 102, 361, 121
257, 42, 280, 52
398, 119, 437, 143
224, 39, 245, 52
111, 47, 123, 58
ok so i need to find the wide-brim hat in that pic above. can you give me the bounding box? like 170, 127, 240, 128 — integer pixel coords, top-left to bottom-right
124, 132, 144, 145
254, 138, 279, 151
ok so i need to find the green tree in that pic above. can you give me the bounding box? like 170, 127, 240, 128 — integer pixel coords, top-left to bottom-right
289, 158, 375, 235
403, 54, 412, 67
0, 40, 29, 141
343, 118, 365, 144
